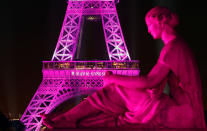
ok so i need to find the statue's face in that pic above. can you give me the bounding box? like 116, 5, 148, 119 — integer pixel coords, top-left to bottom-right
146, 18, 162, 39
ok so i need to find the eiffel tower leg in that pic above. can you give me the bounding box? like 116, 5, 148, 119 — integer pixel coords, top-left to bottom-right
20, 77, 65, 131
101, 2, 131, 61
52, 9, 83, 61
20, 69, 105, 130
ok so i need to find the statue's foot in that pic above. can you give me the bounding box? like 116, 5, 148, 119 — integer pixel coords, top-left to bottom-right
40, 113, 77, 129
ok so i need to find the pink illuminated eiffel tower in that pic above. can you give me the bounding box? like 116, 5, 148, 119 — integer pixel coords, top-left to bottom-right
20, 0, 139, 130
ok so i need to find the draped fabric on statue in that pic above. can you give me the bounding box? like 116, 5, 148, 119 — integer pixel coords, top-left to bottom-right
87, 83, 168, 125
45, 38, 206, 128
157, 38, 206, 128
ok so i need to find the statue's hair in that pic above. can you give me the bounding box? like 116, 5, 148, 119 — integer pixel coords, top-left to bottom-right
145, 6, 179, 28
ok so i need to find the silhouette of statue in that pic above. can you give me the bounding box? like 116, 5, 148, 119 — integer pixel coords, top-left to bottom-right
42, 6, 206, 129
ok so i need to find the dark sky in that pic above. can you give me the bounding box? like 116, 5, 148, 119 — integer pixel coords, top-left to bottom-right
0, 0, 207, 118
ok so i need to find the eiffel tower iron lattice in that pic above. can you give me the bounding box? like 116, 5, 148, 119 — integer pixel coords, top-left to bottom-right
20, 0, 140, 130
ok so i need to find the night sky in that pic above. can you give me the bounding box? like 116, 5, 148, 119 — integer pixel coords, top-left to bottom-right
0, 0, 207, 119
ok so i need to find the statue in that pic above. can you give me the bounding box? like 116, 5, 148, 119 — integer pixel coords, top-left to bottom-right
41, 6, 206, 129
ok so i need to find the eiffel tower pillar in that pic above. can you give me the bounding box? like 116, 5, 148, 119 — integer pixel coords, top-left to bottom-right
52, 1, 83, 61
101, 3, 131, 60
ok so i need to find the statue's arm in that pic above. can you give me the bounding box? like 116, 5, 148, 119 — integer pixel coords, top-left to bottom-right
110, 62, 170, 89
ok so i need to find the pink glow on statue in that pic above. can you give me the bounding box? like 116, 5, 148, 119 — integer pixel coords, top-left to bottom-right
40, 6, 206, 129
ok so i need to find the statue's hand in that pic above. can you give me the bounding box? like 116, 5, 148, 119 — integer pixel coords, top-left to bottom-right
146, 88, 161, 99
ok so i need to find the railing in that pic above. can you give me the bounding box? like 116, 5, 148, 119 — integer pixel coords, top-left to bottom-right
43, 60, 139, 70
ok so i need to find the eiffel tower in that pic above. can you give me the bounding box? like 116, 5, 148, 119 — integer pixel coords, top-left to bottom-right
20, 0, 139, 130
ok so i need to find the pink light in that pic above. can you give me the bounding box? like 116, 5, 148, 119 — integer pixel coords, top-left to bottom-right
21, 0, 137, 130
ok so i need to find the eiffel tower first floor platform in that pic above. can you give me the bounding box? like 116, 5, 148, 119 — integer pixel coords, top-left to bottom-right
20, 60, 140, 131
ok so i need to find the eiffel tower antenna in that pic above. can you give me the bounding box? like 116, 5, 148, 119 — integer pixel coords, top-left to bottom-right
20, 0, 139, 130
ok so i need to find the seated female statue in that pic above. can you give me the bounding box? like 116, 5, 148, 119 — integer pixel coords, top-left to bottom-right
42, 6, 206, 129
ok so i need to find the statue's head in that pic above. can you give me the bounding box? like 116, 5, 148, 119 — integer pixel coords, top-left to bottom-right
145, 6, 179, 39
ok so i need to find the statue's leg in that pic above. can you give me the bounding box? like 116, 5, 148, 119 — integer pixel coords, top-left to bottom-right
42, 84, 127, 128
43, 99, 100, 128
78, 111, 117, 128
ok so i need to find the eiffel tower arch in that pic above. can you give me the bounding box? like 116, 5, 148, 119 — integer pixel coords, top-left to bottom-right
20, 0, 140, 130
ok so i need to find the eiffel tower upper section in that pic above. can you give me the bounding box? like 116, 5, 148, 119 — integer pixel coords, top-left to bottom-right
52, 0, 131, 61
